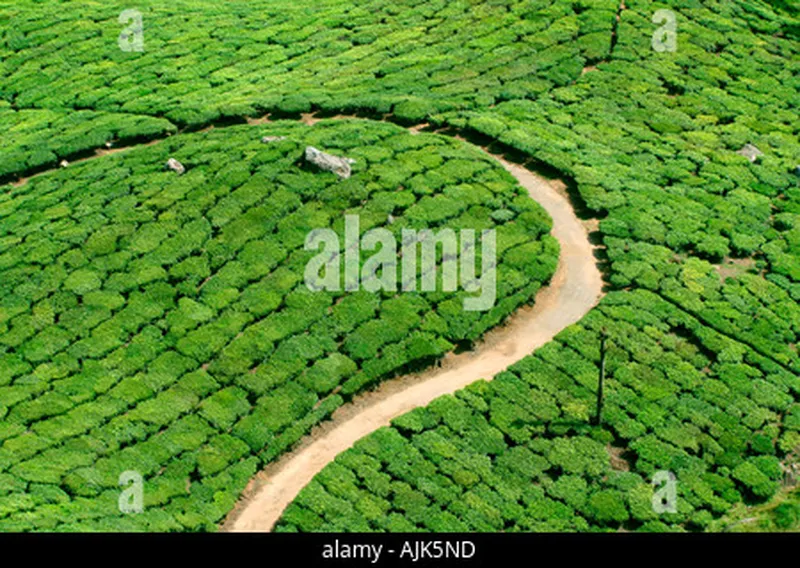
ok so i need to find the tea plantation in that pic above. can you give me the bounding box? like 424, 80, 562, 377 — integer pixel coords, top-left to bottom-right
1, 0, 799, 532
276, 289, 800, 532
0, 120, 557, 530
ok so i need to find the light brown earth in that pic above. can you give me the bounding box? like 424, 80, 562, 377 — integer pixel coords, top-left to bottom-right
715, 257, 756, 282
222, 145, 604, 532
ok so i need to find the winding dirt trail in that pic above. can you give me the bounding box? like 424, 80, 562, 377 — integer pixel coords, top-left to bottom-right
222, 150, 604, 532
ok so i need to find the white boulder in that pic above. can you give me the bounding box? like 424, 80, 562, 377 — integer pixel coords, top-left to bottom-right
166, 158, 185, 174
304, 146, 356, 179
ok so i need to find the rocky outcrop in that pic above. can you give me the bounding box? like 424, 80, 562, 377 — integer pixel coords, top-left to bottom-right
737, 143, 763, 163
166, 158, 185, 174
304, 146, 355, 179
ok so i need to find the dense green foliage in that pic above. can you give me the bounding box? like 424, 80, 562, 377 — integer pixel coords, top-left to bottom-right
0, 104, 176, 181
0, 0, 798, 532
1, 0, 619, 121
451, 2, 800, 374
273, 0, 800, 533
277, 290, 800, 532
0, 120, 556, 530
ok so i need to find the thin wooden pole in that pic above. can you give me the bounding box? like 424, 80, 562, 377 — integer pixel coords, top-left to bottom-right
594, 328, 607, 426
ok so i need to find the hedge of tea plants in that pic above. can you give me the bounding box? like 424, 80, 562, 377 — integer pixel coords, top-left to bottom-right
0, 0, 624, 178
276, 289, 800, 532
1, 0, 621, 113
443, 0, 800, 375
0, 119, 557, 531
0, 103, 177, 182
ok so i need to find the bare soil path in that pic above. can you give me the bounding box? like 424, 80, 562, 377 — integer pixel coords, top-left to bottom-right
222, 149, 604, 532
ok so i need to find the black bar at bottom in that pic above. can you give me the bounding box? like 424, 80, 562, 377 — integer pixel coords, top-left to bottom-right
0, 531, 795, 565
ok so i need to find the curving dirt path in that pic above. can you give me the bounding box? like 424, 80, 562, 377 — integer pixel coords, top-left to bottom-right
221, 148, 604, 532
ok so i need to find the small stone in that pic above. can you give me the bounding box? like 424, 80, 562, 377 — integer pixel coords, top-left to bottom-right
59, 160, 69, 168
304, 146, 356, 179
166, 158, 185, 175
736, 143, 763, 163
105, 141, 113, 149
261, 136, 287, 143
387, 213, 395, 224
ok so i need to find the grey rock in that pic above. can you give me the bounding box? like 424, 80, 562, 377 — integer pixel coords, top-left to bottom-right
261, 136, 287, 143
166, 158, 185, 175
304, 146, 355, 179
737, 143, 763, 163
59, 159, 69, 168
